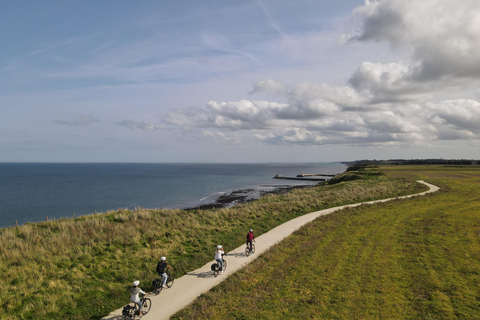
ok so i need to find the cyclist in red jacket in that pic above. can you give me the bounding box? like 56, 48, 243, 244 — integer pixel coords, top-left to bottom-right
246, 229, 255, 253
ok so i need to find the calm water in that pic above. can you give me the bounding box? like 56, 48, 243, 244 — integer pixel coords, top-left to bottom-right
0, 163, 346, 228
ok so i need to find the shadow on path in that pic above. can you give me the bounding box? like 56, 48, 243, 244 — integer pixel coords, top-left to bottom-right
226, 252, 246, 258
187, 271, 214, 279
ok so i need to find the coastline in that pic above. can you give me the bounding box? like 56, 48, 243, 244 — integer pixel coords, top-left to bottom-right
0, 183, 321, 229
186, 183, 317, 210
0, 163, 346, 228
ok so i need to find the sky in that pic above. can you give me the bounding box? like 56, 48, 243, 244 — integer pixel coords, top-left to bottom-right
1, 0, 480, 163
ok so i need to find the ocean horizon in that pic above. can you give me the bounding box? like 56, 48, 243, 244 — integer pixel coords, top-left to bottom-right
0, 162, 347, 228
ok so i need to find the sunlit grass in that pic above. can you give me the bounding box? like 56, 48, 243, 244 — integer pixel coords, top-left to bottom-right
0, 170, 424, 319
172, 165, 480, 320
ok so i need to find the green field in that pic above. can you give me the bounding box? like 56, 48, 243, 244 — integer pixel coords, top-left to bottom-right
2, 165, 478, 319
172, 165, 480, 319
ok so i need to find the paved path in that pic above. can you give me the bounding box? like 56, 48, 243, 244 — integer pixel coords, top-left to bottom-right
102, 181, 439, 320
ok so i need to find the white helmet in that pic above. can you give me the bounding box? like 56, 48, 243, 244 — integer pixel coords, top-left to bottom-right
161, 256, 166, 261
133, 280, 140, 286
250, 229, 253, 232
217, 245, 222, 249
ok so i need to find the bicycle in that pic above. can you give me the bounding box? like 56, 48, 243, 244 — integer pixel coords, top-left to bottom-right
245, 241, 256, 257
122, 295, 152, 319
212, 257, 227, 277
152, 270, 175, 295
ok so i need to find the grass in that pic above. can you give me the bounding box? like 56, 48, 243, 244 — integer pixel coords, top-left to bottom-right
171, 165, 480, 320
0, 169, 424, 319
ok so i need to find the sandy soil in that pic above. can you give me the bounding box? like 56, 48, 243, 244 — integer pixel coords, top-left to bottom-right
102, 180, 439, 320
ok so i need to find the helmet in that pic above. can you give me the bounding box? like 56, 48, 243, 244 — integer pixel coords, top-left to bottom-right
161, 257, 166, 261
250, 229, 253, 232
217, 245, 222, 249
133, 280, 140, 286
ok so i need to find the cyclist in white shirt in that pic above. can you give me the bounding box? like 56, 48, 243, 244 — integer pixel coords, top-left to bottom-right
215, 245, 225, 272
130, 280, 148, 315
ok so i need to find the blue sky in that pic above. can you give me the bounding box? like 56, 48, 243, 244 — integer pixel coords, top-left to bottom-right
2, 0, 480, 163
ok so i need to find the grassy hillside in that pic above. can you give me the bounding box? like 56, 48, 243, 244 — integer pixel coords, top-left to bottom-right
172, 165, 480, 319
1, 167, 425, 319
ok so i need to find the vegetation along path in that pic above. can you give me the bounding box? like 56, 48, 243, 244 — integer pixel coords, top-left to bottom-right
102, 180, 439, 320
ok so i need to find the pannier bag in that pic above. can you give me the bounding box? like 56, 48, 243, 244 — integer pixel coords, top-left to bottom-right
122, 305, 132, 316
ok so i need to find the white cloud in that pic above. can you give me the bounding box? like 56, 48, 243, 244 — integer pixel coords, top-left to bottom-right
166, 90, 480, 148
54, 115, 98, 126
250, 79, 287, 96
200, 130, 240, 144
166, 100, 290, 131
429, 99, 480, 132
117, 119, 164, 132
348, 62, 430, 103
346, 0, 480, 94
289, 82, 368, 110
363, 110, 419, 134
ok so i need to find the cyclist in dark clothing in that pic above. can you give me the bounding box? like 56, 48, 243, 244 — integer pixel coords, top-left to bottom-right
156, 256, 173, 288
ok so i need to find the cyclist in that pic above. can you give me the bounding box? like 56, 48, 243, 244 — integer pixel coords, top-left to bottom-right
156, 256, 173, 288
215, 245, 225, 272
130, 280, 148, 315
246, 229, 255, 253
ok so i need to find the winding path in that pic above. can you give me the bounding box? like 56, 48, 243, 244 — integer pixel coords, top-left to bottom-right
102, 180, 439, 320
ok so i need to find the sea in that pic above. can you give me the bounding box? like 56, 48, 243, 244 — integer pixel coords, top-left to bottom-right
0, 162, 346, 228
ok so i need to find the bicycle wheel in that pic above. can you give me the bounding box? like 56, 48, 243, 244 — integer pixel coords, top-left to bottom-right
153, 279, 162, 295
142, 298, 152, 315
251, 243, 255, 254
213, 263, 220, 277
129, 305, 137, 320
166, 273, 174, 288
245, 245, 250, 257
123, 305, 135, 320
222, 259, 227, 271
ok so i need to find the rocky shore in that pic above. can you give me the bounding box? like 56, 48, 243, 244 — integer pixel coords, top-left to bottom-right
187, 184, 315, 210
